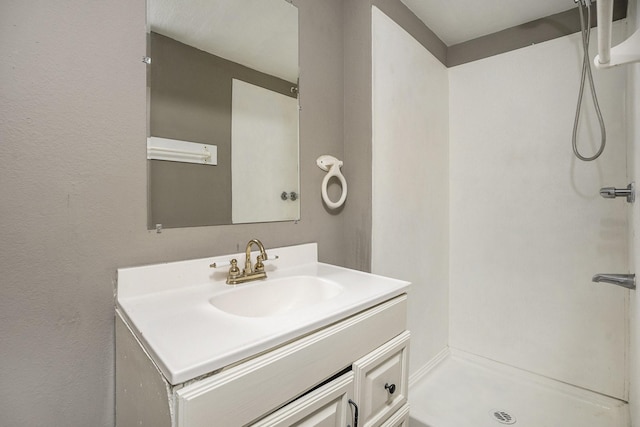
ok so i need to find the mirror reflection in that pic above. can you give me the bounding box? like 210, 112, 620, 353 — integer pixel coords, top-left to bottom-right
147, 0, 299, 228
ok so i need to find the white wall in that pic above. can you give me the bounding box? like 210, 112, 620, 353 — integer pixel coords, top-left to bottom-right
449, 24, 629, 399
627, 0, 640, 423
371, 7, 450, 375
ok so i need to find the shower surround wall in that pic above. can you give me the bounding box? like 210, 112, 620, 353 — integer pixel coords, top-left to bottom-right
448, 23, 629, 400
371, 7, 450, 376
371, 6, 630, 401
628, 0, 640, 423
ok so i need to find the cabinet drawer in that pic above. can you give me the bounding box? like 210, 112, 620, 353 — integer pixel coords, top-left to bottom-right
379, 404, 409, 427
353, 331, 410, 427
175, 296, 407, 427
251, 372, 354, 427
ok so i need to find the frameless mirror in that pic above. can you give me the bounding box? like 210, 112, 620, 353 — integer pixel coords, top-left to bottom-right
146, 0, 299, 228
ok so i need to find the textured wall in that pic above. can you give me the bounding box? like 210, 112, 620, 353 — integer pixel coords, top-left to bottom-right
449, 24, 629, 399
0, 0, 345, 424
342, 0, 374, 272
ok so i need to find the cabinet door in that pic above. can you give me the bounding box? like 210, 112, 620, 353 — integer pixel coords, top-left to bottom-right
379, 404, 409, 427
353, 332, 410, 427
251, 372, 354, 427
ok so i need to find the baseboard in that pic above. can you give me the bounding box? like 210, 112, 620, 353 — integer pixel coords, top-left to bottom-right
448, 347, 629, 409
409, 346, 450, 388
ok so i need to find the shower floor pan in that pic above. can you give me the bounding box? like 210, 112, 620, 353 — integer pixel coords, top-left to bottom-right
409, 350, 628, 427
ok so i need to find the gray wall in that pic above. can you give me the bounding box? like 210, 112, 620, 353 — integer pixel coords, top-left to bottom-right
0, 0, 345, 425
447, 0, 628, 66
342, 0, 436, 272
343, 0, 373, 272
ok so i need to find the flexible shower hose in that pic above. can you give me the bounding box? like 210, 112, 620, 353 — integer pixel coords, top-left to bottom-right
572, 0, 607, 161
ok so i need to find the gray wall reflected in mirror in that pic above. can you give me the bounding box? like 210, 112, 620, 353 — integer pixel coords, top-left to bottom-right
147, 0, 299, 229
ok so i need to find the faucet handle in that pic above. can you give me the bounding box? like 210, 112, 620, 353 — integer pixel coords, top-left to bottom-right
254, 255, 265, 273
210, 259, 232, 268
210, 258, 242, 278
228, 259, 241, 279
599, 182, 635, 203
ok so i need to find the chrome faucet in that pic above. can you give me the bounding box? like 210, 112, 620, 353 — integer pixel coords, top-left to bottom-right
592, 273, 636, 290
210, 239, 270, 285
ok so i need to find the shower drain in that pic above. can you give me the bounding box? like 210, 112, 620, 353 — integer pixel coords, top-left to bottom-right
490, 409, 517, 425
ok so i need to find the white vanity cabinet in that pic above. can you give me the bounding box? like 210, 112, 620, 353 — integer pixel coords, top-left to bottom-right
115, 243, 411, 427
250, 372, 355, 427
116, 296, 410, 427
353, 332, 410, 427
251, 331, 411, 427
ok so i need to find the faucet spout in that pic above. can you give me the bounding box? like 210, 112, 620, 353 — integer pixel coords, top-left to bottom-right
592, 273, 636, 290
245, 239, 268, 273
211, 238, 271, 285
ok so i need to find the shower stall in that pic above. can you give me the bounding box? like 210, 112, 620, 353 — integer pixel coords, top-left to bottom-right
370, 2, 639, 425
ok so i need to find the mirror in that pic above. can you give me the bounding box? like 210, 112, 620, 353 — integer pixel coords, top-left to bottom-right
146, 0, 299, 228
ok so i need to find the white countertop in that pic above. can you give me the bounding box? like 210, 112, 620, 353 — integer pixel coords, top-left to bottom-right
116, 243, 410, 385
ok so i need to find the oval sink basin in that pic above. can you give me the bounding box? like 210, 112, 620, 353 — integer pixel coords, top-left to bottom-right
209, 276, 343, 318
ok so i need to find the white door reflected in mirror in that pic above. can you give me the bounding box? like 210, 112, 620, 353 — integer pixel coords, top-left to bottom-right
232, 79, 300, 224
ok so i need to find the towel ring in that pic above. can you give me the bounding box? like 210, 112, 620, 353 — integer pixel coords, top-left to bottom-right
316, 155, 347, 209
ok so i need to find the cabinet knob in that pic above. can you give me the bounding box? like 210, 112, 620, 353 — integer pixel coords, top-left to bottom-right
384, 383, 396, 394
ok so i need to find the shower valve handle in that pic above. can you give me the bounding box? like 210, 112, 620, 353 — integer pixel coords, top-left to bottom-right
599, 183, 635, 203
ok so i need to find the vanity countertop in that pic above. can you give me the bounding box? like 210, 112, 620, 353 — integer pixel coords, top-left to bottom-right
116, 243, 410, 385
